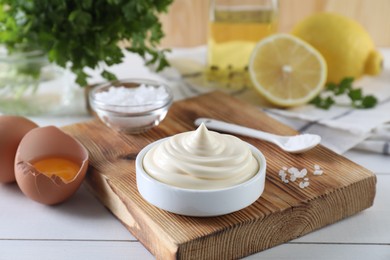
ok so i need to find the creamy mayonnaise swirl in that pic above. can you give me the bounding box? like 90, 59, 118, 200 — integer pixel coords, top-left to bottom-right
142, 124, 259, 190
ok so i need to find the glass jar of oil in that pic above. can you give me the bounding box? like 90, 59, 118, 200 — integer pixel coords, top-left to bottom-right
207, 0, 278, 89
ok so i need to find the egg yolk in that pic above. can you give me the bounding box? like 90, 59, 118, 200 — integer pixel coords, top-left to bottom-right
32, 157, 80, 182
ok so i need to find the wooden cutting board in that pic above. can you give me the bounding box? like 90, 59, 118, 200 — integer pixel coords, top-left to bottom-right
62, 91, 376, 259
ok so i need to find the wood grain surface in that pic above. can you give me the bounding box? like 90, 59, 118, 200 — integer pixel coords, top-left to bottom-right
62, 91, 376, 259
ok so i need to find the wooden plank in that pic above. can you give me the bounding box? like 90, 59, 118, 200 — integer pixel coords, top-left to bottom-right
62, 91, 376, 259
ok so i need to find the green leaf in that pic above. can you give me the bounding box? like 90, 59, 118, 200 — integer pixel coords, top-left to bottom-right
68, 10, 92, 32
107, 0, 122, 5
310, 77, 377, 110
348, 88, 362, 101
0, 0, 173, 88
339, 77, 354, 86
101, 70, 117, 81
73, 68, 89, 87
361, 95, 378, 108
335, 77, 353, 95
309, 96, 335, 110
81, 0, 93, 9
325, 82, 337, 91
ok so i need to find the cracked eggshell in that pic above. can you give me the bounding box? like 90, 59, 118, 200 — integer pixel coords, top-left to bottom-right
14, 126, 89, 205
0, 116, 38, 183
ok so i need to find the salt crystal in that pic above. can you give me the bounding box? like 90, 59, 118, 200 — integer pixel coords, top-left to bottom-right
313, 164, 324, 175
299, 180, 310, 188
298, 168, 308, 178
280, 164, 321, 187
94, 84, 169, 113
290, 175, 297, 182
288, 167, 299, 175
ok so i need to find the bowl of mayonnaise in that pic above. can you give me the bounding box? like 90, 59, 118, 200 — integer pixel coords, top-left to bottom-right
136, 123, 267, 217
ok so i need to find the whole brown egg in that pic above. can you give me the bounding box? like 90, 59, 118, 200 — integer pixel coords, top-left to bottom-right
0, 116, 38, 183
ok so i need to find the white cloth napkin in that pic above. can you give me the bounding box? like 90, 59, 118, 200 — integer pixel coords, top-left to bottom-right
263, 68, 390, 154
157, 46, 390, 155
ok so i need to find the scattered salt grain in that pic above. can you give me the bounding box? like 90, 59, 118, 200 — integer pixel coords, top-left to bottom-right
313, 164, 324, 175
297, 168, 307, 178
288, 167, 299, 175
279, 164, 324, 188
313, 170, 324, 175
299, 180, 310, 189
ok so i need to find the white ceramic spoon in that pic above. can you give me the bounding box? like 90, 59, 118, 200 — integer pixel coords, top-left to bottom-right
194, 118, 321, 153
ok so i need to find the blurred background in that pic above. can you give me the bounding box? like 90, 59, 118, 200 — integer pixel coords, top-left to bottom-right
159, 0, 390, 47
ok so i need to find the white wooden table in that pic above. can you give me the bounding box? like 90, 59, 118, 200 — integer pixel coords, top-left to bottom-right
1, 50, 390, 259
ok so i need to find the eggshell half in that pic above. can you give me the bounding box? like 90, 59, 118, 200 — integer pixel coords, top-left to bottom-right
0, 116, 38, 183
14, 126, 89, 205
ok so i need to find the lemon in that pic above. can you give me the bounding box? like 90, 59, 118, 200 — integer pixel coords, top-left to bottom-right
248, 33, 327, 107
292, 13, 383, 83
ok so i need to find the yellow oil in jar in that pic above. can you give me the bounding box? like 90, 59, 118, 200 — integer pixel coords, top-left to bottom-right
207, 7, 278, 88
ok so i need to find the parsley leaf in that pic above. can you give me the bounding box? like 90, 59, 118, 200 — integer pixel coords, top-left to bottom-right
348, 88, 362, 101
309, 96, 335, 109
310, 77, 378, 109
0, 0, 173, 86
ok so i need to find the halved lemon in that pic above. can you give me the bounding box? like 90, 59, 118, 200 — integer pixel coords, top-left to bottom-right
248, 34, 327, 107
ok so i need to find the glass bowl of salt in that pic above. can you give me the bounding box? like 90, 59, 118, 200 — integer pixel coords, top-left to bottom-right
89, 79, 174, 134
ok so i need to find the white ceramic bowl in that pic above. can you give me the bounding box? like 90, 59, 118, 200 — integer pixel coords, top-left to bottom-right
136, 138, 267, 217
89, 79, 173, 134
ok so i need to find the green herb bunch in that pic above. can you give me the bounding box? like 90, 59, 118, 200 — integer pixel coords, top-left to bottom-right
310, 77, 378, 109
0, 0, 173, 86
